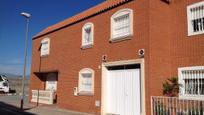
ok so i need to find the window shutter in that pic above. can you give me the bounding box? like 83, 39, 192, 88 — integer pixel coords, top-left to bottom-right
113, 14, 130, 38
111, 8, 133, 40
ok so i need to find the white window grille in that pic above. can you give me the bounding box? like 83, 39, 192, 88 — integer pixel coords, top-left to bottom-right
179, 66, 204, 100
111, 8, 133, 41
82, 23, 94, 48
78, 68, 94, 94
41, 38, 50, 57
187, 1, 204, 36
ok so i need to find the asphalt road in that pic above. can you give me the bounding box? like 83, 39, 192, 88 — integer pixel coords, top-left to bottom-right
0, 95, 35, 115
0, 107, 32, 115
0, 104, 35, 115
0, 107, 19, 115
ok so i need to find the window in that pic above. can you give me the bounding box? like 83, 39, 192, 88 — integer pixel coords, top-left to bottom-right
111, 8, 133, 41
41, 38, 50, 57
187, 1, 204, 36
179, 66, 204, 100
78, 68, 94, 95
82, 23, 94, 48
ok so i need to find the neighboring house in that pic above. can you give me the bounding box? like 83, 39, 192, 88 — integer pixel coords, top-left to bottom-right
30, 0, 204, 115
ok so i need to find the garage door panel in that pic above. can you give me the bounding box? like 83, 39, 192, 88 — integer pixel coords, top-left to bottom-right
107, 71, 125, 114
106, 69, 140, 115
125, 71, 134, 115
133, 69, 141, 115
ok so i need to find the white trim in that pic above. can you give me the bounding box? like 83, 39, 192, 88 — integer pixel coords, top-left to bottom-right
101, 59, 146, 115
78, 68, 95, 95
40, 38, 50, 57
110, 8, 133, 41
178, 66, 204, 71
81, 22, 94, 49
187, 1, 204, 36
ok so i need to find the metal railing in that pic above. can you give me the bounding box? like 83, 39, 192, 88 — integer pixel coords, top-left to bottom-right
179, 67, 204, 97
151, 96, 204, 115
31, 90, 55, 105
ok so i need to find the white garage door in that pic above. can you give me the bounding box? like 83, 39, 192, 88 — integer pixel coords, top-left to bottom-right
106, 69, 141, 115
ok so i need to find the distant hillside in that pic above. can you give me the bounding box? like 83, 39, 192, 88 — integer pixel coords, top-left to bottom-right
0, 73, 20, 78
0, 73, 30, 79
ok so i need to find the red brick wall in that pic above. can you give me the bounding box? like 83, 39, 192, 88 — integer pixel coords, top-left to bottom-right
30, 0, 204, 115
146, 0, 204, 114
147, 1, 172, 114
170, 0, 204, 75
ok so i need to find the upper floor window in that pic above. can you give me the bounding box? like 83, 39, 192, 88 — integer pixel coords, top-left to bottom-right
179, 66, 204, 100
187, 1, 204, 36
111, 8, 133, 41
78, 68, 94, 95
41, 38, 50, 57
82, 23, 94, 49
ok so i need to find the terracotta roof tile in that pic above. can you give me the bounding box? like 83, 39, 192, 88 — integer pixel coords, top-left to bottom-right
33, 0, 132, 39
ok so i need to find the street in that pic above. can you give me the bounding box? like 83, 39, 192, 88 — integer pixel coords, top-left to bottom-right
0, 102, 35, 115
0, 95, 35, 115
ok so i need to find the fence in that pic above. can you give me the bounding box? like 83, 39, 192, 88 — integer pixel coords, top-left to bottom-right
151, 96, 204, 115
31, 90, 55, 104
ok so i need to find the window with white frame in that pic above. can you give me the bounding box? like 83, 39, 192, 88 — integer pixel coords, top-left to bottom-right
187, 1, 204, 36
41, 38, 50, 57
78, 68, 94, 94
179, 66, 204, 100
82, 23, 94, 48
111, 8, 133, 40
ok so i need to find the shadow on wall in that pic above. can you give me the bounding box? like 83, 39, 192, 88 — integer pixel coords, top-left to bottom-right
0, 101, 36, 115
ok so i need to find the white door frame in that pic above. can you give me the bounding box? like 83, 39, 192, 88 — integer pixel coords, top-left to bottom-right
45, 73, 58, 91
101, 59, 146, 115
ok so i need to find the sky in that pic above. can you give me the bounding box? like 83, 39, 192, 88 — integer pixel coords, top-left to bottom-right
0, 0, 104, 76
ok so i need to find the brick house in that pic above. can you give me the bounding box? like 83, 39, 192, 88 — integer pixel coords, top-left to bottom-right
30, 0, 204, 115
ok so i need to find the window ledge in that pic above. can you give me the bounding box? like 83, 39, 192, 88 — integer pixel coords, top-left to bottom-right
81, 44, 93, 49
40, 55, 49, 58
188, 31, 204, 37
78, 91, 94, 96
179, 95, 204, 101
110, 34, 133, 43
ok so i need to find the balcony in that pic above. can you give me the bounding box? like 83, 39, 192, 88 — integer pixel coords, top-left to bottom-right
31, 90, 56, 105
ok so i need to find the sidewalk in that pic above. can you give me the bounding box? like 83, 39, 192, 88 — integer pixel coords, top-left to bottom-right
26, 105, 93, 115
0, 95, 94, 115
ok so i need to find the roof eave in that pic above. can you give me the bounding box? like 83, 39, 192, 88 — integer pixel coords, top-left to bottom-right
32, 0, 133, 40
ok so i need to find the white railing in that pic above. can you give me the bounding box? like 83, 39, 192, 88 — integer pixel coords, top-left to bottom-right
31, 90, 55, 104
151, 96, 204, 115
